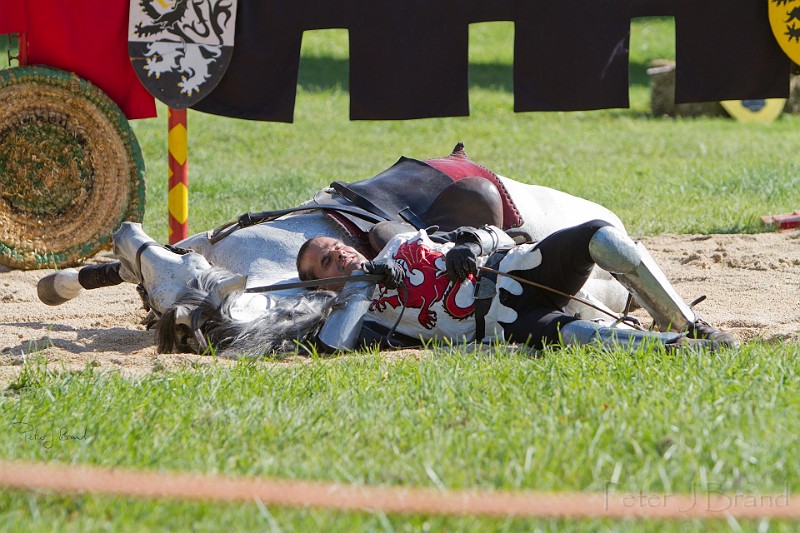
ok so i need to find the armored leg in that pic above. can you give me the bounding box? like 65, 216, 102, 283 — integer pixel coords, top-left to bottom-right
559, 319, 719, 351
588, 225, 695, 331
587, 226, 739, 348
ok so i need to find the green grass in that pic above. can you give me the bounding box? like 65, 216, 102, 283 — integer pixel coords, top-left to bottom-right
3, 344, 800, 531
2, 18, 800, 531
134, 101, 800, 240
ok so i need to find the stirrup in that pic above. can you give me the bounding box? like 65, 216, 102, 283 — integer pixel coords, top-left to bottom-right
685, 295, 739, 348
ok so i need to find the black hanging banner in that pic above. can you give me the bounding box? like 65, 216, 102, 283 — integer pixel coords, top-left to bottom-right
191, 0, 791, 122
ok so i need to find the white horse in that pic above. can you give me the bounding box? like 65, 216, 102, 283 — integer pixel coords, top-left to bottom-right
39, 158, 646, 354
38, 177, 628, 353
178, 176, 629, 311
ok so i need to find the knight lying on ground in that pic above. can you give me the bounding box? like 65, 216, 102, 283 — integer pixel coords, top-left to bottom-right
296, 221, 738, 353
35, 143, 737, 356
35, 218, 737, 356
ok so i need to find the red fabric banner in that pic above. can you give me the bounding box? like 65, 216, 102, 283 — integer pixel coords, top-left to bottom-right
0, 0, 156, 119
0, 0, 26, 35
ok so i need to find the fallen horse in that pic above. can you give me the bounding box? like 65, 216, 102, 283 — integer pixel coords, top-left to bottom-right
36, 144, 735, 355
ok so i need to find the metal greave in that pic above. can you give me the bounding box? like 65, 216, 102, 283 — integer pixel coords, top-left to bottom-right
559, 319, 684, 349
588, 226, 696, 331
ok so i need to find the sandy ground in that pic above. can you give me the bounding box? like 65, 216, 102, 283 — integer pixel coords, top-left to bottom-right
1, 231, 799, 387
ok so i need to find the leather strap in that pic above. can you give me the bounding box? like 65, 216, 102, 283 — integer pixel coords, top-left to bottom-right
473, 271, 497, 342
472, 250, 508, 341
208, 199, 388, 244
134, 240, 162, 285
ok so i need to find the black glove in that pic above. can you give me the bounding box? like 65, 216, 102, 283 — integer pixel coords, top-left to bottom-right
362, 259, 404, 289
446, 241, 482, 281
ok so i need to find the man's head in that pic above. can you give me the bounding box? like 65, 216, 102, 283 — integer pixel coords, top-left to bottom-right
296, 236, 368, 291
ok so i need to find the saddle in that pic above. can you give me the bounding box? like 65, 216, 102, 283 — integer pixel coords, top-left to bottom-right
209, 143, 523, 245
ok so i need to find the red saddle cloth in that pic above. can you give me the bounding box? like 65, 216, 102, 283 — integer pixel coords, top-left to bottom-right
424, 143, 523, 230
327, 143, 523, 256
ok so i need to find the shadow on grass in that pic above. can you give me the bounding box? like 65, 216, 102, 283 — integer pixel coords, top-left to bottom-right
629, 60, 655, 89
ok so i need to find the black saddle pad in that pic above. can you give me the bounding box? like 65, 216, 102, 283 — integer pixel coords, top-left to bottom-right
331, 157, 455, 229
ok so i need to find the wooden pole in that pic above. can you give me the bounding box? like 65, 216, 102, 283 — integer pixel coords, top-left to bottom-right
9, 33, 28, 66
17, 33, 27, 65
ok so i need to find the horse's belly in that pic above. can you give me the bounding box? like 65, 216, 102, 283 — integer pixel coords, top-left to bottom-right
498, 176, 629, 314
497, 176, 625, 239
179, 226, 302, 284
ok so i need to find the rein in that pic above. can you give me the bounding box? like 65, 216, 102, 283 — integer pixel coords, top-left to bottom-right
207, 191, 391, 245
245, 273, 385, 293
244, 267, 644, 329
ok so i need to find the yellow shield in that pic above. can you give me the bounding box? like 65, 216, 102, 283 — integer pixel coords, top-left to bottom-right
769, 0, 800, 64
720, 98, 786, 122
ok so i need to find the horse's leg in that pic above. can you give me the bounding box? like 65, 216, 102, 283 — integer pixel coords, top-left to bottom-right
37, 220, 195, 307
37, 262, 128, 306
110, 222, 246, 314
37, 213, 341, 310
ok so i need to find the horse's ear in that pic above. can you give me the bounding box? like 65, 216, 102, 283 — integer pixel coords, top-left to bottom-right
210, 274, 247, 299
174, 305, 192, 327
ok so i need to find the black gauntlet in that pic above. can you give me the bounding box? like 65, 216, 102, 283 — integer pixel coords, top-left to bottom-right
445, 225, 515, 281
362, 258, 404, 289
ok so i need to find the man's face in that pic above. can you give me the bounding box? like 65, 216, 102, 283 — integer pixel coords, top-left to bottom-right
298, 237, 367, 291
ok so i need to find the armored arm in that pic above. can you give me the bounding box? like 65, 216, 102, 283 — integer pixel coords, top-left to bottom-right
316, 274, 376, 352
445, 225, 515, 281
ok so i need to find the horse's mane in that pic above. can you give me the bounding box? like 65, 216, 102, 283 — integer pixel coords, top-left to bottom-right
155, 267, 338, 357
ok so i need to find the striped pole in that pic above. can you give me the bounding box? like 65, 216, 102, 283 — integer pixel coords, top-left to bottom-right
167, 108, 188, 244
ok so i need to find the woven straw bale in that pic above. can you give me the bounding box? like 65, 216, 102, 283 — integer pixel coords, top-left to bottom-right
0, 66, 145, 270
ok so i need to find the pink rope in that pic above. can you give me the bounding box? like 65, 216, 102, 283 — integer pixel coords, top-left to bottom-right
0, 460, 795, 520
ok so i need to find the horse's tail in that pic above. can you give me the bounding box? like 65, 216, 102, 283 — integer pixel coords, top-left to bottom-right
154, 268, 339, 357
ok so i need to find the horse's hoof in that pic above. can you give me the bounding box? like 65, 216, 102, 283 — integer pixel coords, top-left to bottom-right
37, 269, 82, 306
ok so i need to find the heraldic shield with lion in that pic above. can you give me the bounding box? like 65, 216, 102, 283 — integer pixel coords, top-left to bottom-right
128, 0, 238, 108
